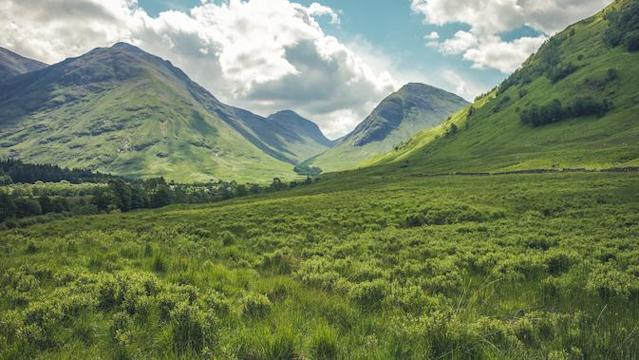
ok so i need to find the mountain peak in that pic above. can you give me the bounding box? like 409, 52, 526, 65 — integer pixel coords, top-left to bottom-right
347, 82, 468, 147
0, 47, 48, 82
268, 110, 333, 147
109, 42, 147, 55
270, 109, 299, 118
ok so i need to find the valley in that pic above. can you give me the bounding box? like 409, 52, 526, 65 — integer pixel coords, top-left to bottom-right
0, 0, 638, 359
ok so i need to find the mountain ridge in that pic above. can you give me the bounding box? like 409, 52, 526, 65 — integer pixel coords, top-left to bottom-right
306, 81, 468, 172
0, 47, 47, 82
0, 42, 331, 182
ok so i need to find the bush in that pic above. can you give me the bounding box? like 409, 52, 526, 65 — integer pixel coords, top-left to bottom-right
548, 62, 578, 83
260, 248, 296, 275
405, 202, 505, 227
521, 97, 613, 126
240, 293, 271, 318
152, 255, 167, 273
220, 231, 236, 246
604, 2, 639, 52
170, 303, 216, 355
348, 280, 388, 310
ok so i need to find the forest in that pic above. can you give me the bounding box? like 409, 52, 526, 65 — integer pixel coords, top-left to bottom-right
0, 160, 315, 228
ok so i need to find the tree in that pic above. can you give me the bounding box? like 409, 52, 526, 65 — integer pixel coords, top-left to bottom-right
0, 192, 16, 222
150, 184, 172, 208
269, 178, 287, 192
93, 187, 118, 212
445, 123, 459, 137
236, 184, 248, 197
109, 180, 133, 211
14, 198, 42, 217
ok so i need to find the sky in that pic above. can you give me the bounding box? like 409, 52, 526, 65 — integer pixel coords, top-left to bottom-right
0, 0, 612, 139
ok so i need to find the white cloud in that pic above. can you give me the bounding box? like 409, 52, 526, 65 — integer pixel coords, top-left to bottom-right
462, 35, 546, 73
411, 0, 612, 73
425, 31, 439, 40
0, 0, 396, 138
307, 2, 340, 25
439, 31, 478, 55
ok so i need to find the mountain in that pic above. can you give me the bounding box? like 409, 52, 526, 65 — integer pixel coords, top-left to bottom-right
0, 47, 47, 82
372, 0, 639, 174
0, 43, 330, 182
266, 110, 334, 160
305, 83, 468, 172
223, 109, 333, 165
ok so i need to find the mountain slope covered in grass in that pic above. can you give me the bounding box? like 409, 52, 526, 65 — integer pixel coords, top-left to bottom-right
0, 43, 331, 182
266, 110, 334, 162
373, 0, 639, 174
0, 47, 47, 82
306, 83, 468, 172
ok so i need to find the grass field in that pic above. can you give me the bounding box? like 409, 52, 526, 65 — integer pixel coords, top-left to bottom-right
1, 171, 638, 359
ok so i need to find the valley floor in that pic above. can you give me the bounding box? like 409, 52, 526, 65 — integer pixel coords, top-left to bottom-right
1, 171, 638, 359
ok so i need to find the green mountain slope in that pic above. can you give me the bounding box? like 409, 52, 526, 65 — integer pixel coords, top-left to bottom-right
0, 47, 47, 82
266, 110, 334, 162
0, 43, 331, 182
306, 83, 468, 172
373, 0, 639, 173
224, 109, 333, 165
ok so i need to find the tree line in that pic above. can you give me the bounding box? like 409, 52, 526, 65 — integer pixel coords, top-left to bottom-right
520, 96, 613, 127
0, 159, 111, 184
0, 160, 317, 226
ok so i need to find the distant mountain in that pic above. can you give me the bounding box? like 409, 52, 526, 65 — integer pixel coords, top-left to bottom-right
373, 0, 639, 173
265, 110, 334, 161
0, 43, 328, 182
0, 47, 47, 82
306, 83, 468, 172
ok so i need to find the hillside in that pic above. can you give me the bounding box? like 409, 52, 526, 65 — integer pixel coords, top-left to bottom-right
373, 0, 639, 174
0, 47, 47, 82
307, 83, 468, 172
266, 110, 334, 161
0, 43, 330, 182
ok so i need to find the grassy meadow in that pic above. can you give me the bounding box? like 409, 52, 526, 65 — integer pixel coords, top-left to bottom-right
1, 171, 638, 359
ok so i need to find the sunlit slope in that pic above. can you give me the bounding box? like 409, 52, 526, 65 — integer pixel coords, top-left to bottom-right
0, 43, 308, 182
306, 83, 468, 172
375, 0, 639, 173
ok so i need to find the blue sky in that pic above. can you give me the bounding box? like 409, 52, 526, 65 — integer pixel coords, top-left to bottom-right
2, 0, 612, 137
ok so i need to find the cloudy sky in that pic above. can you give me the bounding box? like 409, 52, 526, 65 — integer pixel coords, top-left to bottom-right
0, 0, 611, 138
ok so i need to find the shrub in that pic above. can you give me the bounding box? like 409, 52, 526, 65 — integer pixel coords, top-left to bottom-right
604, 2, 639, 52
586, 265, 639, 300
348, 280, 388, 310
170, 303, 216, 355
201, 290, 231, 317
25, 242, 39, 254
548, 62, 578, 83
405, 202, 504, 227
260, 248, 297, 275
240, 293, 271, 318
152, 254, 167, 273
521, 97, 613, 126
545, 250, 577, 275
220, 231, 236, 246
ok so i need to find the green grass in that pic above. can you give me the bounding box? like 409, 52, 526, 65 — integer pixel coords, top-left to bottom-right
1, 171, 638, 359
374, 1, 639, 174
0, 44, 311, 184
